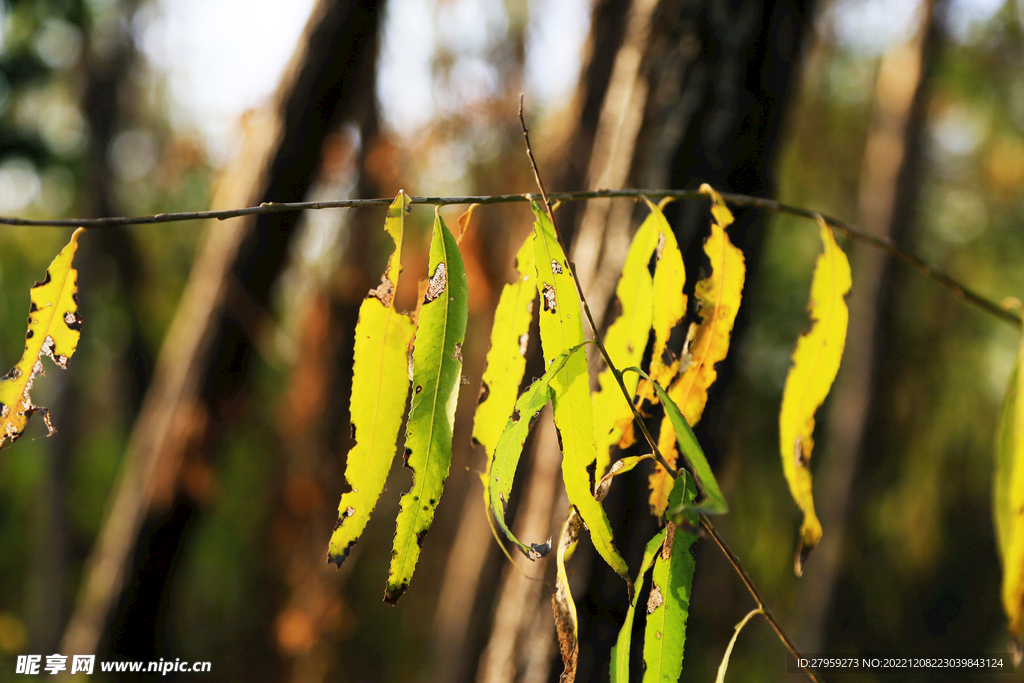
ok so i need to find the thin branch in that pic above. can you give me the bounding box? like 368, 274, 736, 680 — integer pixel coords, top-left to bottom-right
0, 193, 1015, 329
701, 515, 825, 683
517, 96, 678, 480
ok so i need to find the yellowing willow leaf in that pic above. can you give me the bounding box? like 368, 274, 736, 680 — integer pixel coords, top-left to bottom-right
995, 339, 1024, 644
0, 228, 84, 448
554, 455, 652, 683
610, 528, 666, 683
385, 210, 468, 603
473, 233, 536, 456
487, 343, 585, 559
651, 185, 745, 514
779, 217, 851, 574
623, 200, 684, 451
591, 204, 659, 476
328, 193, 417, 566
643, 473, 698, 683
530, 200, 630, 583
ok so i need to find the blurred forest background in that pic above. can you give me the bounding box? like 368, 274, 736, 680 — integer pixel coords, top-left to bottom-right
0, 0, 1021, 681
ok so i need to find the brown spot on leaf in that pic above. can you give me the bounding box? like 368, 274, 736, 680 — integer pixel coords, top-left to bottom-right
519, 333, 529, 356
511, 409, 521, 422
64, 311, 82, 331
25, 330, 33, 340
551, 259, 563, 274
344, 506, 355, 517
656, 232, 666, 260
453, 343, 463, 363
478, 381, 490, 403
368, 274, 395, 308
542, 283, 557, 312
647, 584, 664, 614
0, 367, 21, 381
415, 385, 423, 394
663, 522, 676, 561
423, 262, 447, 303
794, 436, 809, 468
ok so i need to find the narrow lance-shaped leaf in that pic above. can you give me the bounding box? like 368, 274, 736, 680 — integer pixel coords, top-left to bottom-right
591, 203, 658, 477
386, 210, 469, 603
713, 608, 763, 683
624, 367, 727, 516
530, 200, 630, 582
487, 343, 586, 559
650, 185, 745, 514
995, 334, 1024, 644
473, 233, 536, 456
621, 199, 684, 452
779, 216, 851, 574
643, 473, 698, 683
328, 193, 417, 566
0, 228, 85, 448
553, 455, 653, 683
610, 528, 667, 683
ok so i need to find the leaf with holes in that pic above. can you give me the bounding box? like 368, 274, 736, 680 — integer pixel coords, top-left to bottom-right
591, 202, 659, 477
328, 193, 417, 567
473, 233, 536, 457
0, 228, 84, 449
779, 217, 851, 574
530, 200, 630, 584
643, 473, 698, 683
385, 210, 468, 603
651, 185, 745, 514
995, 339, 1024, 644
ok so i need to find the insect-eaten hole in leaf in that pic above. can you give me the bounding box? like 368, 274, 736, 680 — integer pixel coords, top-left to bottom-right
519, 333, 529, 356
424, 262, 448, 304
542, 283, 557, 313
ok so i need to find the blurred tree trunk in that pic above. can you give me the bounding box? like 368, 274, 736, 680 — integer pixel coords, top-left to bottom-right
475, 1, 814, 681
60, 0, 385, 672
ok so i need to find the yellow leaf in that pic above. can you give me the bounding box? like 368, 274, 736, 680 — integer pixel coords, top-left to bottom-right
779, 216, 851, 573
622, 199, 685, 452
0, 228, 85, 448
591, 205, 660, 476
651, 185, 745, 515
328, 193, 416, 566
995, 335, 1024, 643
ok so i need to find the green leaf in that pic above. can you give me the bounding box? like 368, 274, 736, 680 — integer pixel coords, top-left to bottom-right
487, 343, 586, 559
385, 210, 469, 603
995, 335, 1024, 644
473, 233, 536, 456
591, 205, 658, 477
0, 228, 85, 448
610, 528, 667, 683
328, 193, 417, 566
643, 473, 698, 683
530, 200, 630, 582
624, 367, 727, 516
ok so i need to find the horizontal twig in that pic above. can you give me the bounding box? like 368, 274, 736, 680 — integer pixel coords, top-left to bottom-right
0, 188, 1016, 328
